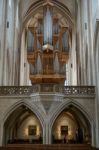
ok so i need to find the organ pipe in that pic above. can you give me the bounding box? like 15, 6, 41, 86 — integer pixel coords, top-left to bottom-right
27, 31, 34, 52
62, 31, 69, 52
43, 4, 53, 45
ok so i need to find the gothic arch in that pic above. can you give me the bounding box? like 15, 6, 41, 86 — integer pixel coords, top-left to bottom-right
22, 0, 74, 29
48, 99, 95, 144
20, 0, 77, 85
49, 100, 94, 129
1, 100, 46, 145
2, 100, 45, 128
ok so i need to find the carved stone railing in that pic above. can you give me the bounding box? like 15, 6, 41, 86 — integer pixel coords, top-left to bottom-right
0, 84, 95, 96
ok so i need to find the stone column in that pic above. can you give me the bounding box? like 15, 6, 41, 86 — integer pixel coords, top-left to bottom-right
12, 0, 21, 85
45, 119, 49, 144
95, 23, 99, 148
77, 0, 93, 85
0, 0, 7, 85
71, 28, 77, 85
48, 124, 52, 144
91, 122, 96, 147
3, 0, 10, 85
77, 0, 98, 86
88, 0, 96, 85
76, 0, 83, 85
0, 123, 4, 146
0, 0, 21, 86
2, 0, 16, 85
95, 93, 99, 148
42, 117, 51, 144
20, 30, 26, 85
87, 0, 94, 85
81, 0, 88, 85
43, 124, 46, 144
0, 0, 3, 85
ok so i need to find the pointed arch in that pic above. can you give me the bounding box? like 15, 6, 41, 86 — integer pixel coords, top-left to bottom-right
2, 100, 45, 128
22, 0, 74, 29
49, 99, 95, 130
48, 99, 95, 145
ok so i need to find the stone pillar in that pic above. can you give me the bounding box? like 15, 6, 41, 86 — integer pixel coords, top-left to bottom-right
0, 123, 3, 146
43, 124, 46, 144
20, 30, 25, 85
0, 0, 20, 85
3, 0, 10, 85
0, 0, 3, 85
77, 0, 98, 86
88, 0, 96, 85
71, 28, 77, 85
45, 119, 49, 144
12, 0, 21, 85
87, 0, 94, 85
42, 118, 51, 144
0, 0, 21, 86
76, 0, 81, 85
76, 0, 87, 85
77, 0, 93, 85
91, 122, 96, 147
95, 95, 99, 148
95, 21, 99, 148
81, 0, 89, 85
20, 29, 30, 85
48, 124, 52, 144
0, 0, 7, 85
2, 0, 16, 85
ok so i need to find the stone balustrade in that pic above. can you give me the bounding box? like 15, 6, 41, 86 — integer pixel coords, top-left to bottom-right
0, 84, 95, 96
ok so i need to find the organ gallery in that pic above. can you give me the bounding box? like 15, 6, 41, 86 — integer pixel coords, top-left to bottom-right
0, 0, 99, 149
27, 0, 69, 84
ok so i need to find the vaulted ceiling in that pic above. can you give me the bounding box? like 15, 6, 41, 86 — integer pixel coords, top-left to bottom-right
19, 0, 78, 22
19, 0, 79, 30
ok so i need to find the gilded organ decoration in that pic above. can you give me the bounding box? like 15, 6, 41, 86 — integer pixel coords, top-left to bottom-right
27, 0, 70, 84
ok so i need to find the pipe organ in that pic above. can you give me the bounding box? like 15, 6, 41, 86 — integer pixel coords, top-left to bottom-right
27, 0, 69, 84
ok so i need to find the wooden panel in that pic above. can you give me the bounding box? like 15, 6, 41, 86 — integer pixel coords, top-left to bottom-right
30, 74, 65, 84
0, 144, 98, 150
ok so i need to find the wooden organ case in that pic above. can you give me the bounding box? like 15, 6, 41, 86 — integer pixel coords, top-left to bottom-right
27, 0, 69, 84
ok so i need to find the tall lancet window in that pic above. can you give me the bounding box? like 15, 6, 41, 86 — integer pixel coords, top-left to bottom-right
43, 3, 53, 45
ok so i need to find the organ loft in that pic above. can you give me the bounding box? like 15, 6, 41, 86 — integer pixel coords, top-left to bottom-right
27, 0, 69, 84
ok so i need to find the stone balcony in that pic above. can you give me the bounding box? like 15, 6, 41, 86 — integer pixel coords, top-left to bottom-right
0, 84, 95, 97
0, 85, 96, 145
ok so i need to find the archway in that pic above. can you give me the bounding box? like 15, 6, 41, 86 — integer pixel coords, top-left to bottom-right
20, 0, 77, 86
3, 104, 43, 145
51, 105, 91, 144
